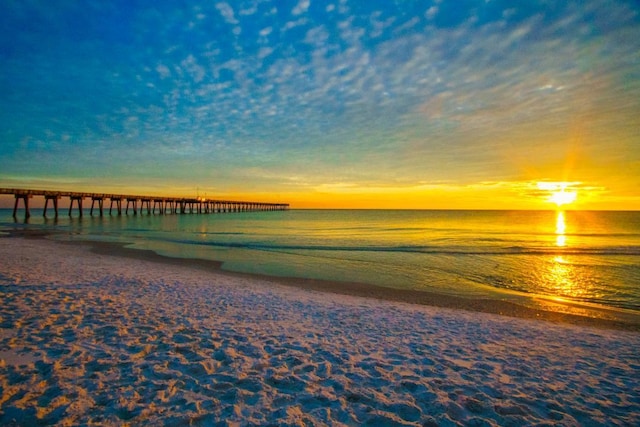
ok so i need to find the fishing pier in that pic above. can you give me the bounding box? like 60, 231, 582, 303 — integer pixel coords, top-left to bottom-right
1, 188, 289, 219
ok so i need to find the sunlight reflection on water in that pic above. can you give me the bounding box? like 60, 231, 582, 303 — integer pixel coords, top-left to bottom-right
2, 209, 639, 313
543, 212, 600, 302
555, 211, 566, 247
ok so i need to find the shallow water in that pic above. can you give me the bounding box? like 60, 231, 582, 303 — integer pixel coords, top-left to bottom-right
2, 208, 639, 312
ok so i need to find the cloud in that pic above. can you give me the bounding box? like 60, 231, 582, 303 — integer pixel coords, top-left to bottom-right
215, 2, 238, 25
292, 0, 311, 16
259, 26, 273, 37
156, 64, 171, 79
1, 0, 638, 207
425, 6, 438, 20
180, 55, 206, 83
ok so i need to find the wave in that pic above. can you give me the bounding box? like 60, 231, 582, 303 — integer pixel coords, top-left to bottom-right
483, 283, 640, 311
165, 238, 640, 256
481, 280, 640, 311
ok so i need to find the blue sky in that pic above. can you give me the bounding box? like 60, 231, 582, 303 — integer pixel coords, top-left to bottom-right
1, 0, 639, 208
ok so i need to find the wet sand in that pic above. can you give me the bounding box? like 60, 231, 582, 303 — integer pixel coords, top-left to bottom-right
62, 232, 640, 332
7, 229, 640, 331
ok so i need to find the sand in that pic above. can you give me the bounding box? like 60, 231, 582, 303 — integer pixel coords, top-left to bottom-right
1, 236, 639, 426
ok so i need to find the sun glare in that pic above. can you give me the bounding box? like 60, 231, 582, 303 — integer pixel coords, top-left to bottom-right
549, 189, 577, 206
538, 182, 578, 207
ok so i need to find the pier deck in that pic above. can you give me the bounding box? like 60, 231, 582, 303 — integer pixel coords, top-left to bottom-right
1, 188, 289, 219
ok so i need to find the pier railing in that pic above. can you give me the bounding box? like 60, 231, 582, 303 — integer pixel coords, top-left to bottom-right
1, 188, 289, 218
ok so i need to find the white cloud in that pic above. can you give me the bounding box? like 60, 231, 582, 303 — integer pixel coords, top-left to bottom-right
215, 2, 238, 25
258, 47, 274, 59
156, 64, 171, 79
394, 16, 421, 34
292, 0, 311, 16
304, 25, 329, 45
283, 18, 307, 31
180, 55, 206, 83
259, 26, 273, 37
425, 6, 438, 20
239, 3, 259, 16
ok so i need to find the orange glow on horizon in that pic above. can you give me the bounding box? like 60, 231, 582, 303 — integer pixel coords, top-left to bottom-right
2, 177, 639, 210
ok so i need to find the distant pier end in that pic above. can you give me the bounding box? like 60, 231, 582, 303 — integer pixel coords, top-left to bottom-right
1, 188, 289, 219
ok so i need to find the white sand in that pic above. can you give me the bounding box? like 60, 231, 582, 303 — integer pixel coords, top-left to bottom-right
1, 237, 639, 426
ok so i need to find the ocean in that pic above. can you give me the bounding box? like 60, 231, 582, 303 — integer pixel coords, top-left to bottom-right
2, 208, 639, 314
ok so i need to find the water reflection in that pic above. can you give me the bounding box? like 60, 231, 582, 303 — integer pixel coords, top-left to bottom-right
555, 211, 566, 247
549, 255, 572, 290
545, 212, 575, 296
545, 212, 592, 301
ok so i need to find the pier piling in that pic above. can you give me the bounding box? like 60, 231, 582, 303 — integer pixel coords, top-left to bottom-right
125, 198, 138, 215
69, 195, 84, 217
13, 194, 31, 219
109, 197, 123, 216
43, 195, 61, 217
90, 196, 105, 216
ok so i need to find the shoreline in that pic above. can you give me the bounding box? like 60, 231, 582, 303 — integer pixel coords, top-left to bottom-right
2, 232, 640, 425
7, 229, 640, 332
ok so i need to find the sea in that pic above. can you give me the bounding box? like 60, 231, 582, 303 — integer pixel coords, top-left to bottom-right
2, 208, 639, 314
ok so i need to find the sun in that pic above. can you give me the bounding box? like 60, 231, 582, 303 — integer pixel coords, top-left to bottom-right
537, 182, 578, 207
549, 189, 577, 206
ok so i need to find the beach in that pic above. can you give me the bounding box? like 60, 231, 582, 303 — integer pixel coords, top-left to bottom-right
1, 235, 639, 426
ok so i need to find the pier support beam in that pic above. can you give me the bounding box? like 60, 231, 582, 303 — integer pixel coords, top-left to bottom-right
90, 196, 105, 216
43, 195, 60, 218
109, 197, 123, 215
126, 198, 138, 215
140, 198, 151, 215
152, 199, 164, 214
69, 196, 84, 217
13, 194, 32, 219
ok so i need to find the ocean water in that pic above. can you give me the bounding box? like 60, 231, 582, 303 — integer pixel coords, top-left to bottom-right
2, 208, 639, 313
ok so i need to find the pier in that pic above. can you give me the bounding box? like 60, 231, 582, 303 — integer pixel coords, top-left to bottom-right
1, 188, 289, 219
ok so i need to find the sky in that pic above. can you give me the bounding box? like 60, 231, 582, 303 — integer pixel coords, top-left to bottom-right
1, 0, 639, 209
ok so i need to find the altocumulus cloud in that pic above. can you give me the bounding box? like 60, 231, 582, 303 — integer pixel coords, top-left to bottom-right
0, 0, 638, 195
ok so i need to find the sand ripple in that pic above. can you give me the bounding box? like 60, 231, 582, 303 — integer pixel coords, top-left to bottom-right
1, 237, 639, 426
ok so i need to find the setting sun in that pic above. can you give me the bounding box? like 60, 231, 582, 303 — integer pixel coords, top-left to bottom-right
538, 182, 578, 207
549, 189, 577, 206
